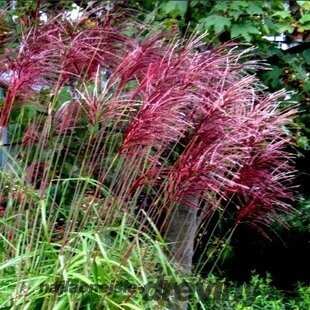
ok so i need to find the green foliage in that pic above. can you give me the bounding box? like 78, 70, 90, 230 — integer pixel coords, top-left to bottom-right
199, 15, 231, 34
286, 198, 310, 233
1, 210, 308, 310
0, 213, 181, 309
191, 274, 310, 310
159, 1, 188, 18
230, 23, 261, 41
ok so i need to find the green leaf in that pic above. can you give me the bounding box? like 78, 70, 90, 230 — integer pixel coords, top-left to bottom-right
199, 15, 231, 33
299, 14, 310, 24
262, 66, 283, 89
68, 272, 94, 285
247, 2, 264, 15
120, 304, 142, 310
231, 24, 260, 41
302, 80, 310, 92
56, 86, 71, 108
294, 65, 308, 80
272, 10, 292, 19
230, 1, 249, 11
297, 1, 310, 10
0, 254, 34, 271
297, 135, 309, 150
299, 24, 310, 31
159, 1, 188, 17
190, 0, 207, 8
264, 17, 279, 33
213, 2, 228, 13
277, 23, 294, 33
230, 10, 241, 21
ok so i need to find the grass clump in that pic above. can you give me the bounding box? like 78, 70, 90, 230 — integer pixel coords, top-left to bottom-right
0, 3, 298, 309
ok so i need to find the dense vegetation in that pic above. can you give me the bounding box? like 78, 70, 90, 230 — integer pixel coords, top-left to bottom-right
0, 1, 309, 309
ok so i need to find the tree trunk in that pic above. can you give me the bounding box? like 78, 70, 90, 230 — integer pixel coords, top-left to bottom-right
0, 126, 8, 169
165, 195, 198, 274
164, 195, 199, 309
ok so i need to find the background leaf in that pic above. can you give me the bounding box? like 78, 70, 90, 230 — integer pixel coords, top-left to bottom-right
231, 24, 260, 41
199, 15, 231, 33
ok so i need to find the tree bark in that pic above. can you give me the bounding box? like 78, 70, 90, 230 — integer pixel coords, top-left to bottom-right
0, 126, 8, 169
164, 195, 199, 309
165, 195, 198, 275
